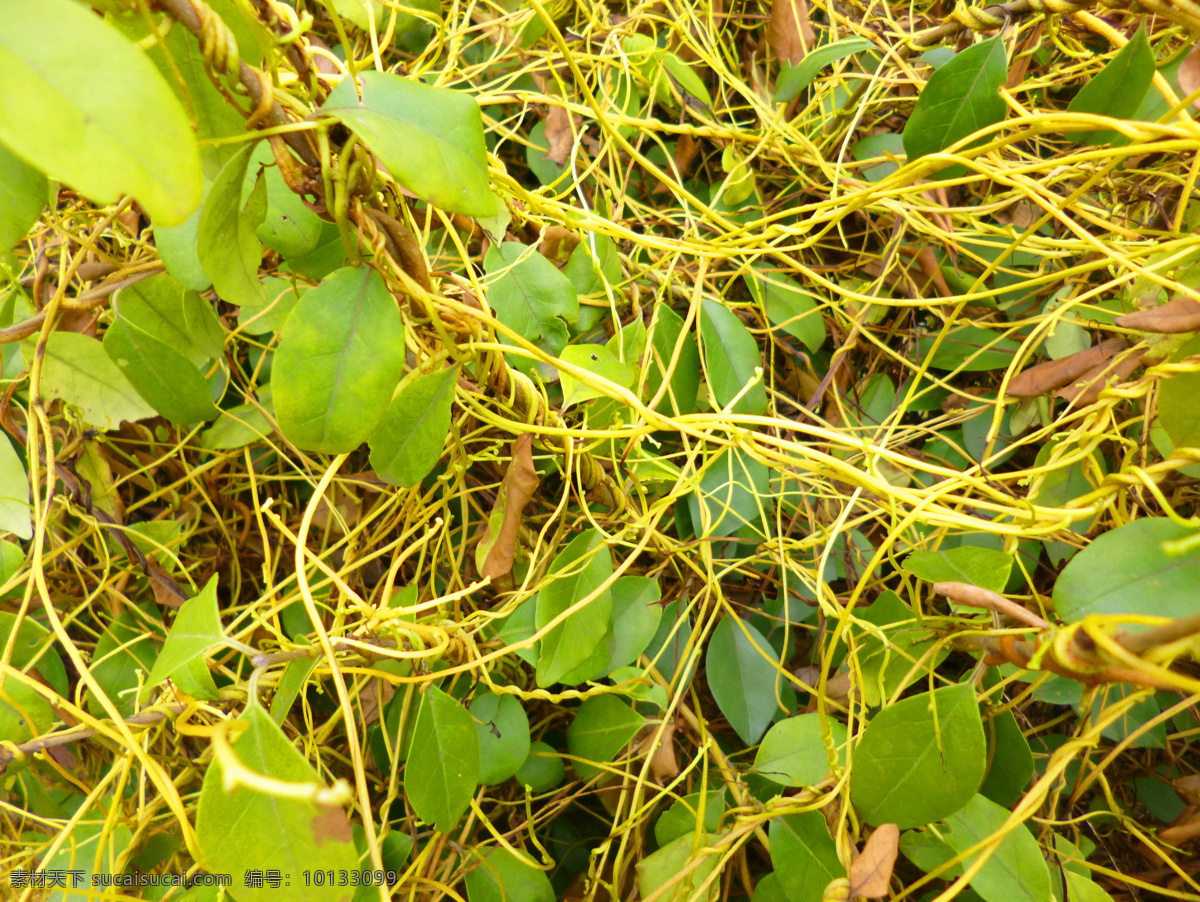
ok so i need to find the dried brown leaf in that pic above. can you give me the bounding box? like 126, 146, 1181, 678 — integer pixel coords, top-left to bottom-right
649, 720, 680, 783
849, 824, 899, 898
1179, 39, 1200, 112
1005, 338, 1129, 397
476, 435, 540, 580
544, 107, 581, 166
1115, 296, 1200, 333
538, 225, 580, 267
934, 581, 1049, 629
311, 804, 354, 846
766, 0, 815, 67
1055, 350, 1145, 405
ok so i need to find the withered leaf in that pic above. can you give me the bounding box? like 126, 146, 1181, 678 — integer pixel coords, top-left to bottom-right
311, 804, 354, 846
1055, 349, 1145, 405
848, 824, 899, 898
1005, 338, 1129, 397
1179, 38, 1200, 112
539, 225, 580, 266
766, 0, 816, 67
544, 107, 582, 166
1115, 296, 1200, 333
475, 434, 540, 580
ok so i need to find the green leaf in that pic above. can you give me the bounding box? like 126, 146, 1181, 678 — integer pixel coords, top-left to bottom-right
406, 685, 481, 832
902, 37, 1008, 171
752, 873, 789, 902
661, 53, 713, 108
645, 304, 700, 415
902, 547, 1014, 594
1053, 517, 1200, 622
321, 71, 495, 217
104, 319, 219, 425
115, 273, 224, 365
515, 741, 565, 792
143, 576, 225, 694
369, 366, 459, 486
850, 683, 986, 827
485, 242, 579, 374
980, 708, 1034, 807
558, 344, 636, 408
567, 694, 646, 779
602, 576, 663, 675
0, 143, 46, 252
273, 266, 407, 453
565, 234, 622, 297
636, 832, 721, 901
196, 700, 360, 902
687, 448, 770, 540
29, 332, 156, 430
535, 529, 614, 687
40, 810, 133, 901
853, 591, 947, 707
0, 612, 63, 744
155, 195, 211, 292
0, 431, 31, 540
774, 38, 874, 104
747, 266, 825, 352
269, 656, 317, 725
655, 789, 724, 846
700, 298, 768, 415
201, 385, 275, 451
472, 691, 531, 786
942, 794, 1054, 902
465, 848, 555, 902
916, 325, 1020, 371
754, 714, 847, 787
1158, 335, 1200, 451
197, 143, 267, 307
706, 617, 786, 745
1067, 26, 1155, 145
239, 276, 306, 335
0, 0, 201, 225
88, 611, 156, 719
246, 142, 324, 258
770, 813, 844, 902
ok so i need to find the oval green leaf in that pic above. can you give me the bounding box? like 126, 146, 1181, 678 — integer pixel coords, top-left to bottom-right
534, 529, 614, 687
942, 793, 1054, 902
754, 713, 847, 787
705, 616, 786, 745
1066, 25, 1155, 145
369, 365, 458, 487
566, 694, 646, 780
103, 319, 219, 425
406, 685, 481, 832
28, 332, 156, 430
700, 298, 768, 416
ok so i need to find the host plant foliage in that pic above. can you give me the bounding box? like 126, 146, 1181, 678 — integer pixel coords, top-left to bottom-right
2, 0, 1200, 901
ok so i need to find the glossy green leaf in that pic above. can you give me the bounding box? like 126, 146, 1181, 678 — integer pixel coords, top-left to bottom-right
369, 366, 458, 487
28, 332, 156, 430
104, 319, 219, 425
601, 576, 663, 675
0, 0, 201, 225
558, 344, 637, 408
465, 848, 555, 902
515, 742, 565, 792
143, 576, 225, 694
1158, 335, 1200, 451
655, 789, 724, 846
273, 266, 407, 453
853, 591, 947, 707
89, 611, 156, 719
645, 304, 700, 415
754, 714, 847, 787
0, 431, 30, 540
774, 38, 873, 104
472, 691, 531, 785
197, 143, 267, 307
1053, 517, 1200, 622
942, 794, 1054, 902
902, 37, 1007, 168
700, 298, 768, 415
484, 242, 578, 373
567, 694, 646, 780
917, 325, 1021, 371
770, 812, 843, 902
747, 266, 825, 352
321, 71, 495, 217
850, 683, 986, 827
902, 546, 1014, 594
535, 529, 614, 687
406, 685, 481, 832
687, 447, 770, 539
1067, 26, 1154, 145
196, 700, 360, 902
980, 708, 1034, 807
0, 143, 46, 252
115, 273, 224, 365
706, 617, 786, 745
636, 832, 720, 900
